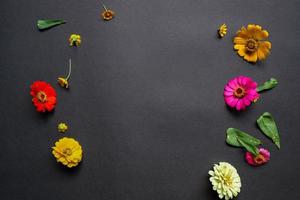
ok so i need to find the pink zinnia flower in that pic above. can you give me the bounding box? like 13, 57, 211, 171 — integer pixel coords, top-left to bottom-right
245, 148, 270, 166
224, 76, 260, 110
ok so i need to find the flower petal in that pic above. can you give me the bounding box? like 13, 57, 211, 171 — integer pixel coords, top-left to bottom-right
257, 41, 271, 60
225, 85, 234, 92
236, 26, 251, 38
224, 90, 234, 96
233, 37, 247, 45
237, 46, 247, 57
236, 100, 246, 110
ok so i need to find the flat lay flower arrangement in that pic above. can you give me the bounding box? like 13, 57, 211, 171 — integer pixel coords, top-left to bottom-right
30, 4, 281, 199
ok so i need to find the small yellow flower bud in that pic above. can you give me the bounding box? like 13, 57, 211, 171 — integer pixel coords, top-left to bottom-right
69, 34, 81, 46
58, 123, 68, 133
218, 23, 227, 38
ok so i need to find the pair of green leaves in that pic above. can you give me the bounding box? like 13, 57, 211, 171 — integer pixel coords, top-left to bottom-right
37, 19, 66, 30
226, 112, 280, 156
226, 128, 261, 156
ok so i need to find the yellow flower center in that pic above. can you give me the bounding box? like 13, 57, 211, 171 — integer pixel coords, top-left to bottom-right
37, 91, 47, 102
222, 174, 233, 186
234, 87, 246, 98
63, 148, 73, 156
246, 39, 258, 52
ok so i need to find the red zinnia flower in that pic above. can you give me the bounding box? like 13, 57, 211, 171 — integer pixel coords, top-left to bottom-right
30, 81, 57, 112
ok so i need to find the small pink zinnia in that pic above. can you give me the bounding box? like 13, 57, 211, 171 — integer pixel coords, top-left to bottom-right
245, 148, 270, 166
224, 76, 260, 110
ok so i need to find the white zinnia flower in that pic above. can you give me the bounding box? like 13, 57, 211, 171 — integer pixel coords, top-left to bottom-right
208, 162, 241, 200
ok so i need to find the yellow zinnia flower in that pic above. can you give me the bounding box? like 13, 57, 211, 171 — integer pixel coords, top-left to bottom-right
218, 24, 227, 38
58, 122, 68, 133
52, 137, 83, 168
209, 162, 241, 200
234, 24, 271, 63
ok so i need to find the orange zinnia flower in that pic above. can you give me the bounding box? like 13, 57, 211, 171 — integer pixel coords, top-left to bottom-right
234, 24, 271, 63
30, 81, 57, 112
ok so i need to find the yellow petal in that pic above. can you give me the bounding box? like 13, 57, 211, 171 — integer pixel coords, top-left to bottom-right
234, 44, 245, 50
257, 48, 266, 60
236, 27, 251, 39
244, 53, 257, 63
233, 37, 247, 45
237, 47, 246, 57
248, 53, 258, 63
257, 41, 271, 60
247, 24, 269, 40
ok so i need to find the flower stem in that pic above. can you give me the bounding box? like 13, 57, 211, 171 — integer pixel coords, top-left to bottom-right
66, 59, 72, 80
102, 4, 108, 11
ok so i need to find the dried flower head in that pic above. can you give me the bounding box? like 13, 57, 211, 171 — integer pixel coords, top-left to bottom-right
102, 4, 115, 21
218, 24, 227, 38
69, 34, 81, 46
234, 24, 271, 63
209, 162, 241, 200
58, 77, 68, 88
57, 59, 72, 89
52, 137, 83, 168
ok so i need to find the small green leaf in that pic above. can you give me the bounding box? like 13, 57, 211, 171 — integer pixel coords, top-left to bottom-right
257, 78, 278, 92
257, 112, 280, 149
226, 128, 261, 147
37, 19, 66, 30
237, 138, 259, 156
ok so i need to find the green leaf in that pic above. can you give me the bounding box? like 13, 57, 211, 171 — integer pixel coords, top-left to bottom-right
257, 112, 280, 149
37, 19, 66, 30
257, 78, 278, 92
237, 138, 259, 156
226, 128, 261, 147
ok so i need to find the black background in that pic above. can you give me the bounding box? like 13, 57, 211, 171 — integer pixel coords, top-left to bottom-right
0, 0, 300, 199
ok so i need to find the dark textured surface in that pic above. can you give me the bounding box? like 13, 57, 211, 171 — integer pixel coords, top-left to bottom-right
0, 0, 300, 199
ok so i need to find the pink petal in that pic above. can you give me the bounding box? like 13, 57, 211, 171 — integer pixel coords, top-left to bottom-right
228, 78, 239, 89
224, 90, 234, 96
236, 99, 246, 110
241, 97, 251, 106
238, 76, 246, 85
245, 152, 256, 165
259, 148, 271, 161
225, 85, 234, 92
244, 78, 258, 89
246, 92, 260, 102
225, 96, 238, 108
